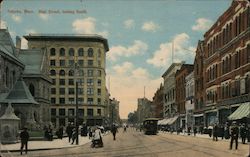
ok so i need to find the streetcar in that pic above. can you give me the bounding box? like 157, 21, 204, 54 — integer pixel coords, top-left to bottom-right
143, 118, 158, 135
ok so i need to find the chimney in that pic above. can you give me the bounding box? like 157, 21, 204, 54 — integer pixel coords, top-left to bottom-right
16, 36, 21, 49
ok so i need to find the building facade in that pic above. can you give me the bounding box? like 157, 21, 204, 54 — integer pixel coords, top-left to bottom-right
193, 40, 205, 128
185, 71, 195, 131
162, 62, 183, 118
24, 34, 109, 127
203, 0, 250, 126
152, 84, 164, 118
137, 98, 153, 124
175, 64, 194, 129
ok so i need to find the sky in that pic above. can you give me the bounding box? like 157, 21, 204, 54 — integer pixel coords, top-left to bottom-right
1, 0, 232, 119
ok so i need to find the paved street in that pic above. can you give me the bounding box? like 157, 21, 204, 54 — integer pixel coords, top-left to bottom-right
2, 128, 249, 157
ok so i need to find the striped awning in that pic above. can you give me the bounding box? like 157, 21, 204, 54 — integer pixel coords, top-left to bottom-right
228, 102, 250, 120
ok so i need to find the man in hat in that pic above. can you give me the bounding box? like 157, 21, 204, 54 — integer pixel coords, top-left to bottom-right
20, 127, 29, 155
229, 121, 239, 150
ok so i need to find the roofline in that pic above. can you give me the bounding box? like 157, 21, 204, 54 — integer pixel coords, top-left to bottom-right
162, 62, 184, 77
23, 34, 109, 51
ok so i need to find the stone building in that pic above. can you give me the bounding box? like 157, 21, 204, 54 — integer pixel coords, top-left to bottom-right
18, 48, 52, 127
137, 98, 153, 124
109, 98, 120, 125
203, 0, 250, 126
162, 62, 183, 118
24, 34, 109, 127
193, 40, 205, 128
175, 64, 194, 129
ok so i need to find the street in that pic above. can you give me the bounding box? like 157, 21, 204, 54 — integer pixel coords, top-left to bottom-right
6, 128, 249, 157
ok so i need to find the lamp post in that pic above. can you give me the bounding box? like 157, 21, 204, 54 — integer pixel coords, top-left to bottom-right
74, 61, 79, 145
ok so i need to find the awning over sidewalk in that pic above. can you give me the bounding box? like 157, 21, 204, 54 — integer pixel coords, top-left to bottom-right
157, 116, 179, 125
228, 102, 250, 120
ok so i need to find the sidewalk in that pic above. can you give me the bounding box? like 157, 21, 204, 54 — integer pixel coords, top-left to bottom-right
0, 136, 91, 152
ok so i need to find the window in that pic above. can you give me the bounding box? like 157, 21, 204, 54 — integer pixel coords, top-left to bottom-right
59, 79, 65, 85
50, 60, 56, 66
69, 60, 74, 66
87, 109, 93, 116
50, 48, 56, 56
87, 79, 93, 86
59, 109, 65, 116
29, 84, 35, 96
97, 109, 101, 116
98, 60, 101, 67
60, 48, 65, 56
98, 49, 101, 57
87, 70, 93, 77
88, 60, 93, 66
69, 88, 75, 95
87, 98, 93, 104
69, 70, 74, 76
69, 48, 75, 56
51, 108, 56, 116
51, 88, 56, 94
52, 79, 56, 85
60, 60, 65, 66
59, 70, 65, 76
79, 109, 84, 116
79, 78, 84, 85
68, 108, 75, 116
97, 79, 101, 86
97, 70, 101, 77
97, 88, 101, 95
69, 98, 74, 104
59, 88, 65, 95
50, 70, 56, 76
59, 98, 65, 104
88, 48, 94, 57
51, 98, 56, 104
78, 60, 84, 66
78, 88, 83, 94
78, 98, 84, 104
87, 88, 94, 95
97, 98, 101, 105
68, 79, 74, 85
78, 48, 84, 56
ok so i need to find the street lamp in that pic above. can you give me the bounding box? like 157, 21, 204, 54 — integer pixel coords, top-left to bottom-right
74, 58, 79, 145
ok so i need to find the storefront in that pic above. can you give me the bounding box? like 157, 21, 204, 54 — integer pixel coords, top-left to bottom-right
205, 111, 217, 127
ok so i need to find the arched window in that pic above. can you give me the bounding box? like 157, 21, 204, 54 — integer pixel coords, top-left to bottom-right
29, 84, 35, 96
50, 70, 56, 76
69, 48, 75, 56
69, 70, 74, 76
88, 48, 93, 57
59, 70, 65, 76
60, 48, 65, 56
5, 67, 9, 87
78, 48, 84, 56
50, 48, 56, 56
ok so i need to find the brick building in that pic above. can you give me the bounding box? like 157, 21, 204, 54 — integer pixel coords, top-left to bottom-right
175, 64, 194, 129
152, 84, 164, 118
193, 40, 205, 128
203, 0, 250, 126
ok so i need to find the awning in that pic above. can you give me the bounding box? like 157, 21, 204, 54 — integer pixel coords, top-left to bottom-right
158, 116, 179, 125
168, 116, 179, 125
193, 113, 204, 117
228, 102, 250, 120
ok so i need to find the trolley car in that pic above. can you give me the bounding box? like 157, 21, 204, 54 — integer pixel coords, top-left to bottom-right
143, 118, 158, 135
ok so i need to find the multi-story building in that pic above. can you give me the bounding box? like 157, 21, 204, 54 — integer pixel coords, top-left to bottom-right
109, 98, 120, 125
152, 84, 164, 118
185, 71, 195, 131
175, 64, 194, 129
203, 0, 250, 126
137, 98, 152, 124
24, 34, 109, 127
193, 40, 205, 128
162, 62, 183, 118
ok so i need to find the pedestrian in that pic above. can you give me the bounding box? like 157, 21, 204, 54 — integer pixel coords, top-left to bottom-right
193, 127, 197, 136
111, 124, 118, 140
48, 126, 53, 141
220, 125, 225, 140
20, 127, 29, 155
240, 124, 247, 144
229, 121, 239, 150
66, 122, 73, 143
213, 123, 218, 141
57, 125, 64, 139
88, 127, 93, 139
91, 126, 103, 147
71, 128, 77, 145
81, 123, 88, 137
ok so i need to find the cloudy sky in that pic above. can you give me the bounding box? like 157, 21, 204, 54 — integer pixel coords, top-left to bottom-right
2, 0, 232, 119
